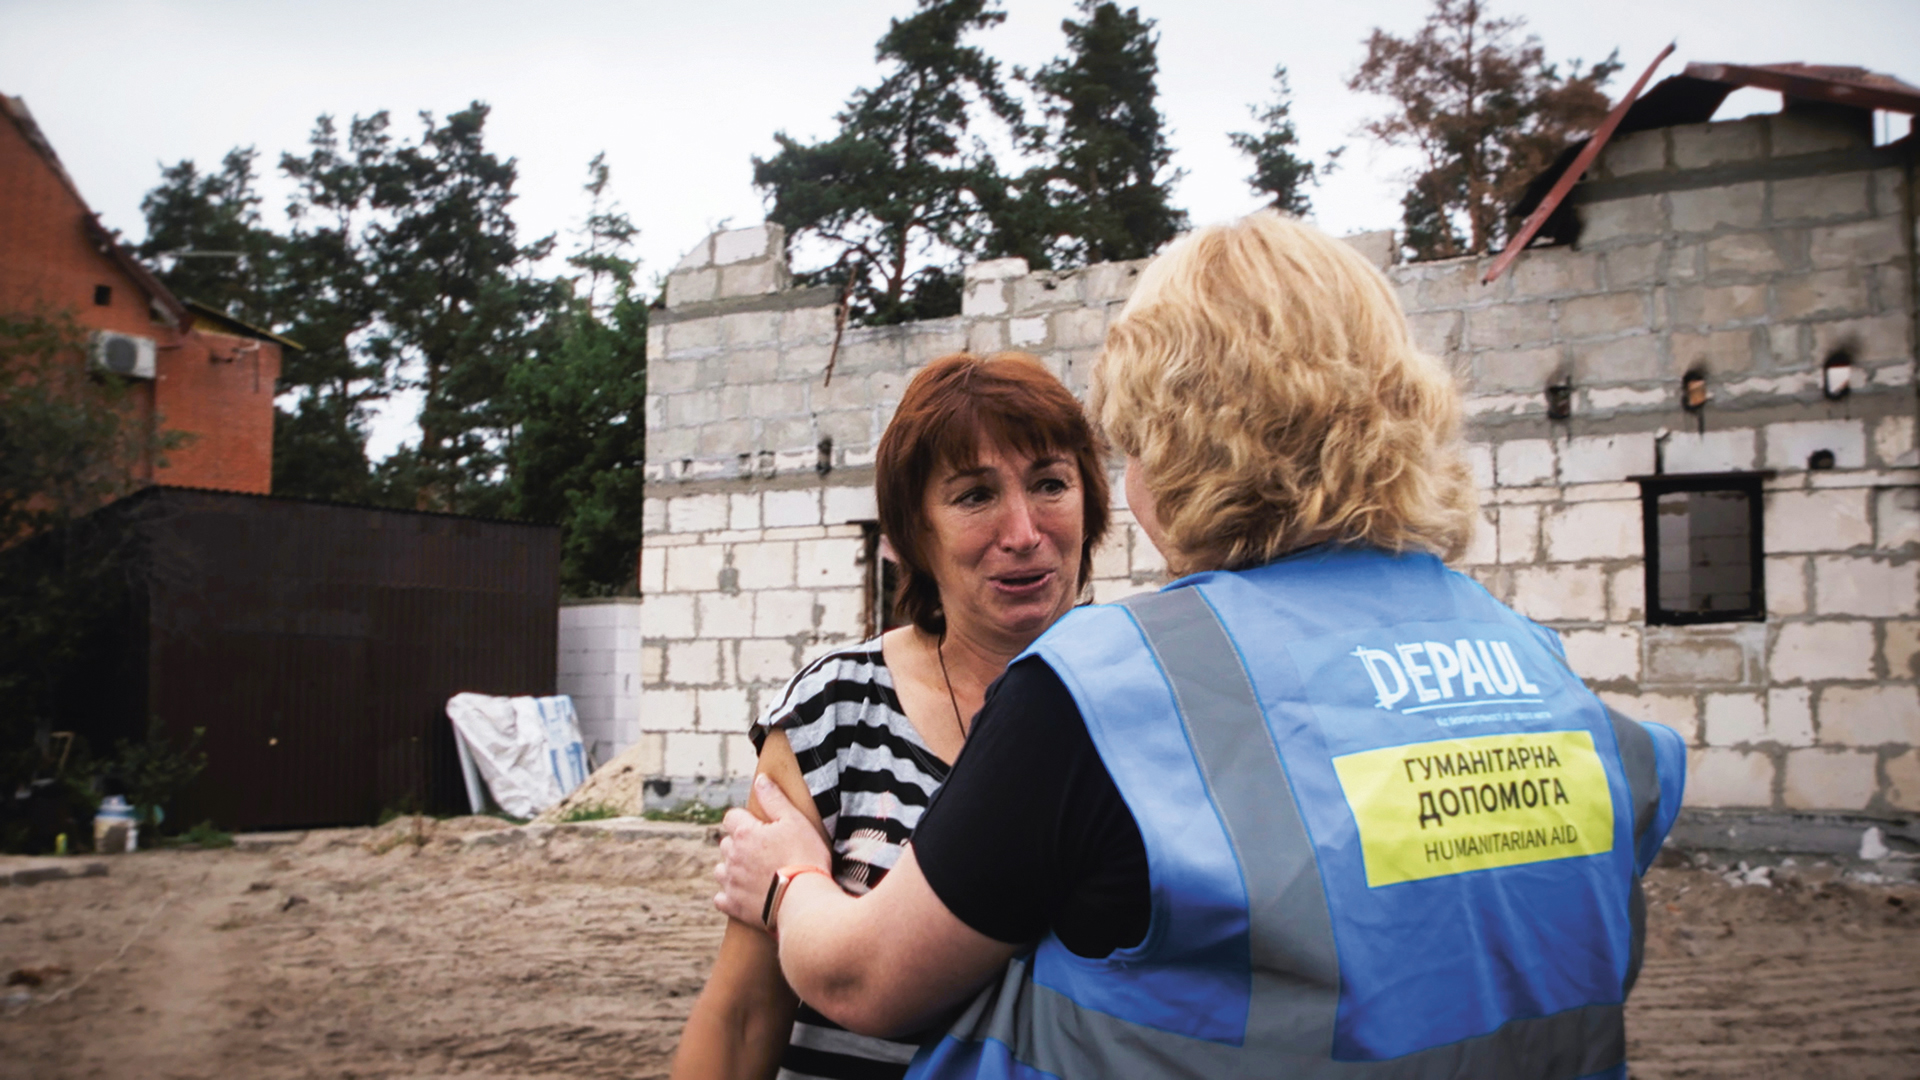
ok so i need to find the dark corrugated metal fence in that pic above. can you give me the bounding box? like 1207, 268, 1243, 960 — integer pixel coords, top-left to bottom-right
92, 488, 558, 830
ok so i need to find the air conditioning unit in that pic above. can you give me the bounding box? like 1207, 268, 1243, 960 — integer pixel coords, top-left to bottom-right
89, 331, 157, 380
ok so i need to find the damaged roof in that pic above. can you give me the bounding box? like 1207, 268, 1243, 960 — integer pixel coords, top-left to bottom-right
1509, 60, 1919, 243
1687, 63, 1920, 116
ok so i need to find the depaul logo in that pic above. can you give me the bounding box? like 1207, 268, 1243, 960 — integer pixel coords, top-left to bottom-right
1351, 640, 1545, 713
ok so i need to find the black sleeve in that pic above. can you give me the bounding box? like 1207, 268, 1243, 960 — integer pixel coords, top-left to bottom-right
910, 656, 1149, 959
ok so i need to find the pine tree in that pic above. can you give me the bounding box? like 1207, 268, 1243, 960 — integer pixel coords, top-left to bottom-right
136, 119, 392, 504
139, 107, 564, 512
1348, 0, 1619, 261
569, 153, 639, 318
753, 0, 1022, 325
1017, 0, 1187, 266
505, 155, 649, 595
135, 148, 281, 324
131, 107, 645, 564
1227, 66, 1339, 217
271, 113, 396, 504
367, 103, 563, 514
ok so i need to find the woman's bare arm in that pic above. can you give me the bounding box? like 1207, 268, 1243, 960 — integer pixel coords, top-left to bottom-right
669, 918, 796, 1080
715, 777, 1020, 1038
670, 732, 826, 1080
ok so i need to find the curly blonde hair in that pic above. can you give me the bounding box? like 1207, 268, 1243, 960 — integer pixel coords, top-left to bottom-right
1092, 212, 1477, 576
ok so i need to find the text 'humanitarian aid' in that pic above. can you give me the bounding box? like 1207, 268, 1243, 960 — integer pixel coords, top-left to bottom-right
1332, 730, 1614, 887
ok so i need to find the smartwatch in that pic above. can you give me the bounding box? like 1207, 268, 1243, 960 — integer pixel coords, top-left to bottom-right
762, 864, 833, 934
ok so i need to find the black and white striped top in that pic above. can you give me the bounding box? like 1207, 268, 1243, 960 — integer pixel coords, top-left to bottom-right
749, 637, 951, 1080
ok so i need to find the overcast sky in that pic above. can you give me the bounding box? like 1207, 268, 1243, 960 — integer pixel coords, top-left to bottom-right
5, 0, 1916, 455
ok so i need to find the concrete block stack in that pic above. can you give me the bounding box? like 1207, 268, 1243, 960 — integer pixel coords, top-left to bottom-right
556, 599, 644, 764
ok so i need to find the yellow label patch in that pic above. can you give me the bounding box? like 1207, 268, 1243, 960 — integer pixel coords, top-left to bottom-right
1332, 730, 1614, 887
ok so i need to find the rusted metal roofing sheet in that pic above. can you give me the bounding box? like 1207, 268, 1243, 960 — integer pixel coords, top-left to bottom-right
1485, 45, 1675, 285
1499, 59, 1920, 284
1685, 62, 1920, 115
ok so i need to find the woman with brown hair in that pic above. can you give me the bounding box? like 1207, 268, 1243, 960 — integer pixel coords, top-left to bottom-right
670, 351, 1110, 1080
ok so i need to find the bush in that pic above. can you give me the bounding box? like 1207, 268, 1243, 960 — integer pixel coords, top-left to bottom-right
108, 719, 207, 832
0, 311, 165, 853
174, 820, 233, 849
642, 801, 727, 825
558, 801, 625, 823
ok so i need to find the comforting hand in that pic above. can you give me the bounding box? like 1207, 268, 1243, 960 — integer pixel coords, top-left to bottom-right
715, 775, 834, 928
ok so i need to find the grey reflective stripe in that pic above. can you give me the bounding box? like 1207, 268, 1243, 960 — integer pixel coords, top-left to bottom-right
1117, 588, 1342, 1056
1605, 706, 1659, 996
787, 1021, 920, 1063
1605, 707, 1660, 849
1626, 877, 1648, 995
932, 588, 1626, 1079
948, 955, 1624, 1079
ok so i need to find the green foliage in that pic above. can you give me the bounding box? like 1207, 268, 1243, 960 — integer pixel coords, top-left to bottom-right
369, 104, 565, 515
642, 801, 727, 825
270, 113, 396, 504
138, 115, 392, 505
505, 293, 648, 594
1228, 66, 1341, 217
505, 158, 648, 596
174, 820, 235, 849
1014, 1, 1188, 266
0, 312, 161, 822
754, 0, 1022, 325
1398, 170, 1465, 265
272, 394, 380, 504
569, 153, 640, 316
108, 719, 208, 830
145, 107, 565, 517
1349, 0, 1620, 261
0, 312, 151, 544
758, 0, 1197, 310
136, 132, 389, 506
135, 148, 284, 326
139, 115, 650, 594
558, 800, 625, 823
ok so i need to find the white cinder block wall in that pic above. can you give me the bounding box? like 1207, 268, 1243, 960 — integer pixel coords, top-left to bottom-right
556, 599, 644, 766
626, 105, 1919, 818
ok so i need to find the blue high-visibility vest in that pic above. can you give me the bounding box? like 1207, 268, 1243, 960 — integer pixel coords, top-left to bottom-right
910, 546, 1685, 1080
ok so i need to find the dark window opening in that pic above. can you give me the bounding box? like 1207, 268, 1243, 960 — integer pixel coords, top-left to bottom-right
1635, 472, 1767, 625
861, 522, 907, 640
93, 284, 112, 306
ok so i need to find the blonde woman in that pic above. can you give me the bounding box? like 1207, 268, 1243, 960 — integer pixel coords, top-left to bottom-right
712, 212, 1686, 1080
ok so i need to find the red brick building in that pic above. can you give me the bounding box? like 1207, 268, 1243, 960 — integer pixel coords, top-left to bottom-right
1, 94, 283, 494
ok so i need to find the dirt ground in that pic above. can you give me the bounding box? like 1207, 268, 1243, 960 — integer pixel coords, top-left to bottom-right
0, 818, 1914, 1080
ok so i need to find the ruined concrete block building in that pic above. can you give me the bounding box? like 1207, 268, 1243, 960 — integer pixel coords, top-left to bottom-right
580, 71, 1919, 828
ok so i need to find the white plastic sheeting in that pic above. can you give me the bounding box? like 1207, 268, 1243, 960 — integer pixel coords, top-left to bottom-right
445, 693, 589, 819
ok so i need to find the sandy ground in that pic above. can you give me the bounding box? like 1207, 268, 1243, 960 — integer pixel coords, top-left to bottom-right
0, 818, 1914, 1080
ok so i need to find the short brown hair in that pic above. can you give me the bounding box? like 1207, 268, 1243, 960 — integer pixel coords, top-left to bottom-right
876, 352, 1111, 636
1094, 212, 1477, 575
